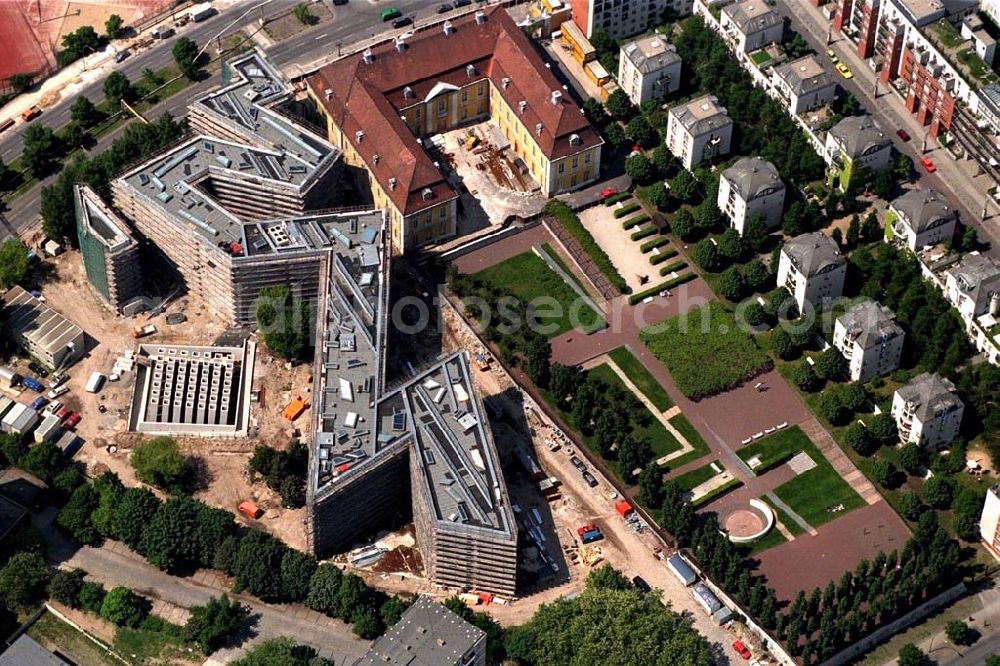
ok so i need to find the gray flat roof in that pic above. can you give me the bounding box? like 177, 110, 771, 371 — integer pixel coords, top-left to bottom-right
356, 597, 484, 665
621, 35, 680, 74
2, 286, 85, 359
0, 634, 71, 666
722, 0, 781, 33
946, 252, 1000, 301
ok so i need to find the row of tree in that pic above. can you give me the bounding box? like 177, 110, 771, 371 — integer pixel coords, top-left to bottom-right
247, 442, 309, 508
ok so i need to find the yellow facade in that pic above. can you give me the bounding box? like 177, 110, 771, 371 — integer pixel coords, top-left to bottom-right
560, 21, 596, 64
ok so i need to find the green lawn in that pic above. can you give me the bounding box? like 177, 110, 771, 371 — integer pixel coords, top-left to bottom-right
640, 302, 773, 400
743, 523, 788, 555
771, 428, 865, 528
768, 498, 806, 537
673, 460, 742, 507
608, 346, 674, 411
665, 413, 712, 468
28, 611, 120, 666
473, 251, 604, 337
737, 426, 810, 475
587, 364, 682, 459
540, 243, 593, 300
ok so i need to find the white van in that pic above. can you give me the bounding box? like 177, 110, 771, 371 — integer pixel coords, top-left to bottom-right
85, 372, 106, 393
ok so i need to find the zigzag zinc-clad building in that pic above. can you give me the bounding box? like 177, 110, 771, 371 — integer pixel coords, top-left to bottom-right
306, 7, 603, 254
83, 50, 519, 596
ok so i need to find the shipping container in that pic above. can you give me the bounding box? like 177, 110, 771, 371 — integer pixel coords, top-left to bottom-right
189, 2, 214, 22
667, 553, 698, 586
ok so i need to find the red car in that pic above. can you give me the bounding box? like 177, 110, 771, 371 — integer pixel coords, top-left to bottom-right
733, 640, 752, 660
921, 157, 937, 173
62, 412, 81, 429
896, 128, 911, 142
55, 406, 71, 421
601, 187, 619, 199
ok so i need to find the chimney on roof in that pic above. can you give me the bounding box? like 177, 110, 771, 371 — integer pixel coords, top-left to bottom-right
356, 130, 365, 142
403, 86, 414, 99
475, 10, 486, 23
466, 64, 475, 77
518, 100, 527, 114
395, 38, 407, 52
389, 177, 397, 190
443, 20, 455, 35
551, 90, 562, 105
535, 123, 543, 135
362, 48, 374, 64
373, 154, 380, 165
324, 88, 332, 101
502, 77, 510, 89
422, 188, 433, 200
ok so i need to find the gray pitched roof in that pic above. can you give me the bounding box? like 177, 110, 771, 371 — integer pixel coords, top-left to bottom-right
783, 232, 845, 277
946, 253, 1000, 302
890, 188, 957, 233
829, 115, 890, 158
774, 55, 836, 96
837, 300, 904, 349
670, 95, 733, 136
622, 35, 680, 75
356, 597, 485, 665
0, 635, 71, 666
722, 0, 781, 33
896, 373, 963, 423
722, 157, 784, 201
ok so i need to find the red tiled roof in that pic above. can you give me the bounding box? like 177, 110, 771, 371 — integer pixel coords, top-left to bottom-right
307, 7, 601, 216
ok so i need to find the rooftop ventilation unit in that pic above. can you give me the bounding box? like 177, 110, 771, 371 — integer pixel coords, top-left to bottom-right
444, 20, 455, 35
421, 188, 433, 200
356, 130, 365, 142
466, 63, 475, 77
373, 154, 380, 165
395, 38, 406, 53
362, 49, 374, 64
569, 133, 581, 146
475, 10, 486, 23
502, 77, 510, 89
389, 177, 397, 190
518, 100, 527, 113
551, 90, 562, 105
403, 86, 414, 99
535, 123, 543, 135
324, 88, 333, 101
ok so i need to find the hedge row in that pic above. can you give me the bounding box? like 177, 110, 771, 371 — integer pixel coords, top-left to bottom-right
622, 215, 647, 230
604, 192, 632, 206
649, 248, 680, 264
658, 260, 688, 276
640, 237, 670, 253
628, 272, 697, 305
613, 203, 642, 219
543, 199, 628, 293
630, 225, 657, 241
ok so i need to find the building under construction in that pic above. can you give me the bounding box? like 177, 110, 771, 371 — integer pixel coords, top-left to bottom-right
74, 185, 142, 314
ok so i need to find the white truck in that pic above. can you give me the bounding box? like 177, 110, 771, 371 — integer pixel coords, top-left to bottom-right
189, 2, 214, 22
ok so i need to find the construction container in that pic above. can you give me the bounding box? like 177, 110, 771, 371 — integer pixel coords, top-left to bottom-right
238, 500, 263, 520
1, 403, 39, 437
667, 553, 698, 586
34, 414, 62, 444
56, 430, 81, 457
282, 397, 307, 421
615, 500, 635, 518
0, 366, 21, 388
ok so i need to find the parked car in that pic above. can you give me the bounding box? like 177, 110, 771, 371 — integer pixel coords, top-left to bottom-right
45, 401, 63, 415
582, 471, 598, 487
114, 50, 130, 63
28, 362, 49, 377
47, 385, 69, 400
55, 406, 71, 420
825, 48, 838, 62
454, 0, 471, 6
331, 0, 348, 5
29, 396, 47, 411
20, 377, 44, 392
392, 16, 412, 28
835, 62, 853, 79
570, 455, 586, 471
733, 640, 752, 660
437, 3, 454, 12
896, 128, 911, 142
381, 6, 402, 20
632, 576, 651, 593
50, 372, 68, 388
921, 156, 937, 173
601, 186, 619, 198
63, 412, 81, 429
21, 106, 41, 122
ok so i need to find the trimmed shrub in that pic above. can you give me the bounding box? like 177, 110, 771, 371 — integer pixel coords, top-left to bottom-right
630, 225, 657, 241
604, 192, 632, 206
640, 237, 670, 253
622, 214, 650, 230
649, 249, 680, 264
628, 273, 696, 305
613, 203, 641, 219
658, 260, 688, 276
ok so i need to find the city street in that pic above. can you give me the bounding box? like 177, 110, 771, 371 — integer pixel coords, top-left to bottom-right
773, 0, 1000, 256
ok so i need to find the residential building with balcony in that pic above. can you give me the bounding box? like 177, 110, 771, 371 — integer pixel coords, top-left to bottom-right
717, 156, 785, 234
891, 372, 964, 448
777, 232, 847, 312
833, 300, 905, 381
618, 35, 682, 106
720, 0, 784, 56
944, 251, 1000, 319
824, 114, 892, 189
887, 188, 958, 251
980, 483, 1000, 561
771, 55, 839, 115
666, 95, 734, 169
569, 0, 694, 40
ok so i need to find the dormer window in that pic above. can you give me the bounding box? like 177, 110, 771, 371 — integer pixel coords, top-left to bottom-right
422, 188, 433, 200
569, 133, 581, 146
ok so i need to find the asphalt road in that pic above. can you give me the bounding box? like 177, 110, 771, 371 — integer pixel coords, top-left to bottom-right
772, 0, 1000, 256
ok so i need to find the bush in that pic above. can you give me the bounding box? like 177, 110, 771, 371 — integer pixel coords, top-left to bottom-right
622, 214, 648, 230
818, 391, 849, 426
899, 491, 924, 521
100, 586, 148, 628
945, 619, 971, 646
80, 582, 107, 613
627, 273, 696, 305
0, 552, 48, 609
630, 225, 657, 241
790, 361, 820, 392
845, 422, 875, 456
869, 413, 898, 445
871, 458, 896, 487
613, 203, 642, 219
640, 237, 670, 253
48, 568, 87, 608
544, 200, 627, 293
815, 348, 848, 381
247, 442, 308, 509
898, 644, 925, 666
658, 260, 688, 276
185, 595, 249, 655
898, 442, 922, 474
131, 436, 186, 490
649, 249, 679, 264
604, 192, 632, 206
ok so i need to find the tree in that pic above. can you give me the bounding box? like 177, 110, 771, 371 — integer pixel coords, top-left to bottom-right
869, 413, 898, 446
815, 348, 847, 380
960, 226, 978, 252
9, 72, 34, 94
945, 619, 971, 646
70, 95, 99, 126
132, 436, 186, 490
280, 549, 317, 602
380, 596, 409, 628
898, 442, 922, 475
48, 568, 87, 608
771, 329, 797, 360
103, 71, 133, 105
618, 435, 651, 483
306, 563, 344, 615
22, 124, 57, 177
0, 239, 30, 289
139, 496, 203, 571
57, 484, 101, 545
603, 122, 628, 150
173, 37, 200, 79
818, 391, 849, 426
638, 464, 665, 508
668, 170, 698, 203
695, 199, 721, 231
582, 98, 607, 126
256, 286, 311, 359
293, 3, 314, 25
785, 33, 810, 58
647, 182, 671, 210
783, 201, 805, 236
840, 382, 869, 412
860, 212, 880, 243
233, 530, 287, 602
899, 491, 924, 521
871, 458, 896, 487
21, 441, 65, 483
744, 302, 769, 328
100, 586, 148, 628
831, 227, 843, 246
111, 487, 160, 549
626, 115, 657, 149
185, 595, 249, 654
231, 638, 331, 666
717, 266, 746, 301
717, 228, 744, 262
743, 258, 772, 293
586, 564, 632, 591
923, 476, 955, 509
846, 215, 860, 247
524, 334, 551, 388
671, 208, 695, 240
625, 153, 654, 185
65, 120, 88, 148
59, 26, 101, 66
693, 239, 720, 272
845, 422, 877, 455
605, 89, 633, 121
105, 14, 124, 38
744, 215, 769, 253
873, 170, 893, 199
0, 552, 48, 609
651, 145, 674, 178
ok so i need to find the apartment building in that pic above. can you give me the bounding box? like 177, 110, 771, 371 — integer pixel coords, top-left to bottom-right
717, 156, 786, 234
307, 8, 602, 254
771, 55, 839, 115
666, 95, 734, 169
891, 372, 964, 448
720, 0, 784, 55
74, 185, 142, 314
887, 188, 958, 251
357, 597, 486, 666
618, 35, 682, 106
945, 252, 1000, 319
979, 484, 1000, 561
825, 114, 892, 189
833, 300, 905, 381
777, 232, 847, 312
569, 0, 694, 40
